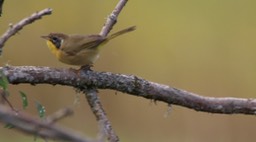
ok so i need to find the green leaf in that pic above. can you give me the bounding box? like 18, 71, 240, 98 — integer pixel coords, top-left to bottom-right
0, 71, 8, 90
19, 91, 28, 110
4, 123, 15, 129
35, 101, 45, 118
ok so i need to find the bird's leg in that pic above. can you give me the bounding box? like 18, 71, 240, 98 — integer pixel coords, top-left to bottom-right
79, 64, 93, 72
78, 64, 94, 77
68, 64, 93, 76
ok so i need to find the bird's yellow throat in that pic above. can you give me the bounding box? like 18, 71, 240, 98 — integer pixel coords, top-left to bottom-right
46, 40, 59, 57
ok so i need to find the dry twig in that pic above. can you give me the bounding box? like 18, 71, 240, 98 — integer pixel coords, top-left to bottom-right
46, 107, 74, 124
100, 0, 128, 37
0, 104, 91, 142
0, 8, 52, 54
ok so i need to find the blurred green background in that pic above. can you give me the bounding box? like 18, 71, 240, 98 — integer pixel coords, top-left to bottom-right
1, 0, 256, 141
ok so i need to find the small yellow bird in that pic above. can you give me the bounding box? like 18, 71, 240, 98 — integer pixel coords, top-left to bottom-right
41, 26, 136, 66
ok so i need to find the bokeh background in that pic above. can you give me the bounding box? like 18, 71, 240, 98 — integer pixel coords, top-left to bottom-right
1, 0, 256, 141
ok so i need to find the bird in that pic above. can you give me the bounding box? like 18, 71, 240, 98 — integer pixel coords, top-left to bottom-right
41, 26, 136, 66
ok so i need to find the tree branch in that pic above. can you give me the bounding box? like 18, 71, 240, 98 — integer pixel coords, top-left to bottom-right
46, 107, 74, 124
2, 65, 256, 115
0, 8, 52, 54
86, 1, 129, 141
83, 88, 119, 142
100, 0, 128, 37
0, 104, 92, 142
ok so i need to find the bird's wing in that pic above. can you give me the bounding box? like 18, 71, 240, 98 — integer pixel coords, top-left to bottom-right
62, 35, 105, 56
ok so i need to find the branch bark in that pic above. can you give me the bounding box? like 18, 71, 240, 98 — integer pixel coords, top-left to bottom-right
100, 0, 128, 37
2, 65, 256, 115
83, 88, 119, 142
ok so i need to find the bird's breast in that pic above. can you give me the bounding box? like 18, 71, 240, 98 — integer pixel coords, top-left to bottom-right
57, 48, 100, 66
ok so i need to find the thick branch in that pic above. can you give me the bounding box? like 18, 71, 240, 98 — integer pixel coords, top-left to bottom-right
1, 66, 256, 115
0, 8, 52, 54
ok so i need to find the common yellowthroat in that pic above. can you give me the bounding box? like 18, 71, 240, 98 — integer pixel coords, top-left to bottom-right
41, 26, 136, 66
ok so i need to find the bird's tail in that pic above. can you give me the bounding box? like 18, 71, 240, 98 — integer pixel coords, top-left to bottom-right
107, 26, 136, 41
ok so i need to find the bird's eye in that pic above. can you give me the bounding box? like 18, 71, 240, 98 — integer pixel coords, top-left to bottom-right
50, 36, 61, 49
52, 37, 58, 41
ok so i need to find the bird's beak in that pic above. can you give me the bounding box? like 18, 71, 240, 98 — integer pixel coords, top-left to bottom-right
41, 35, 49, 40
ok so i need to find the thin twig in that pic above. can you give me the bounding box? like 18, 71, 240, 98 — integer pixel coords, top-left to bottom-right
99, 0, 129, 37
0, 8, 52, 54
83, 88, 119, 142
0, 89, 17, 112
2, 65, 256, 115
46, 107, 74, 124
0, 104, 92, 142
